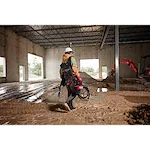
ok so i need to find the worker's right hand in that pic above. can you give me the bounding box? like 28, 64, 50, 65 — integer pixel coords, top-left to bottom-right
78, 76, 82, 82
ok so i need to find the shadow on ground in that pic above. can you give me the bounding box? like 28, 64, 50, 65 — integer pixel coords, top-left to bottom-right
48, 103, 70, 113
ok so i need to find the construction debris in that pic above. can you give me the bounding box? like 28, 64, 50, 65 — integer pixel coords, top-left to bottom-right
102, 75, 136, 84
0, 73, 149, 125
80, 71, 98, 84
127, 104, 150, 125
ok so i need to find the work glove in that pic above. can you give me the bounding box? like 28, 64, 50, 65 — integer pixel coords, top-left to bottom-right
78, 76, 82, 83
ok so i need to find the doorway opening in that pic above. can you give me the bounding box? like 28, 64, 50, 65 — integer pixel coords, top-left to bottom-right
102, 65, 108, 79
80, 59, 99, 79
19, 65, 25, 81
0, 57, 6, 77
28, 53, 43, 81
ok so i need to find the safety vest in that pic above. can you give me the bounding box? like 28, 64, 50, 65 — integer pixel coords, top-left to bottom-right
60, 56, 73, 81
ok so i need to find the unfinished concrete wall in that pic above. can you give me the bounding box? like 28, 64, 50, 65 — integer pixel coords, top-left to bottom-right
0, 27, 5, 57
6, 30, 19, 82
45, 46, 108, 80
46, 43, 150, 79
0, 27, 6, 82
45, 48, 62, 80
0, 27, 46, 83
0, 47, 4, 57
19, 37, 46, 81
0, 32, 5, 57
102, 43, 150, 78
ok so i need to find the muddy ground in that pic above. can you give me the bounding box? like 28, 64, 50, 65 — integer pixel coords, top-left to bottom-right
0, 73, 150, 125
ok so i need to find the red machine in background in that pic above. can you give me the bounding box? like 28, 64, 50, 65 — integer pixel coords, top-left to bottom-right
110, 59, 137, 76
110, 55, 150, 80
139, 55, 150, 77
120, 59, 137, 73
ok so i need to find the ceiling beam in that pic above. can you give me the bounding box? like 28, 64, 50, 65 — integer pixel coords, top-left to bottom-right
42, 39, 150, 49
15, 25, 102, 33
22, 30, 103, 39
47, 25, 69, 45
39, 39, 100, 45
108, 30, 150, 35
105, 36, 150, 43
100, 25, 111, 49
42, 42, 101, 48
33, 35, 101, 41
0, 22, 32, 28
107, 33, 150, 39
28, 26, 57, 47
105, 39, 150, 45
109, 25, 150, 30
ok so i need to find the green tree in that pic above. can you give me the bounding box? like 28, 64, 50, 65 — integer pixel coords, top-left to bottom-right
0, 65, 3, 76
81, 67, 94, 72
0, 65, 3, 72
81, 66, 98, 77
31, 63, 41, 76
87, 67, 94, 73
28, 57, 42, 77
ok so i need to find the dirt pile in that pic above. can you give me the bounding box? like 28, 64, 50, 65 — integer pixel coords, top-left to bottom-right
80, 72, 99, 84
102, 75, 136, 84
127, 104, 150, 125
80, 71, 136, 85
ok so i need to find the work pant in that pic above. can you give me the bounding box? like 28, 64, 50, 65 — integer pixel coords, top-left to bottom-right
66, 82, 76, 103
61, 77, 77, 106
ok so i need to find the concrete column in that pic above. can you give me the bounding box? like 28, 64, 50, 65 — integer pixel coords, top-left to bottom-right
6, 30, 20, 82
16, 35, 20, 81
25, 39, 28, 81
2, 58, 6, 77
4, 28, 7, 81
43, 49, 47, 79
98, 48, 101, 78
115, 25, 120, 90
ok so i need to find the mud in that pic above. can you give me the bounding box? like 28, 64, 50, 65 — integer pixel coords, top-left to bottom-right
0, 74, 150, 125
1, 90, 150, 125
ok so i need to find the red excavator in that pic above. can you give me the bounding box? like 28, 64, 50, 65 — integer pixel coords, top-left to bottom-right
138, 55, 150, 77
110, 55, 150, 83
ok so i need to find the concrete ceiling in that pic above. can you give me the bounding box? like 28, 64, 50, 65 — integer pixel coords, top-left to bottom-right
3, 25, 150, 49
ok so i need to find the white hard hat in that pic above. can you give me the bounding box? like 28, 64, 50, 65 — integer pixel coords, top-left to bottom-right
64, 47, 73, 53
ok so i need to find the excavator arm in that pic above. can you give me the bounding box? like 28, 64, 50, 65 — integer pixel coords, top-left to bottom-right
110, 58, 137, 76
120, 59, 137, 73
109, 57, 150, 80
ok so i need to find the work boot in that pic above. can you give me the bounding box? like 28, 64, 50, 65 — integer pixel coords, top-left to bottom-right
64, 103, 71, 111
67, 100, 76, 110
66, 94, 76, 110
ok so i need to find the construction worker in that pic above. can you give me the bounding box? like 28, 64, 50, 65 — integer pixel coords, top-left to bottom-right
60, 47, 83, 110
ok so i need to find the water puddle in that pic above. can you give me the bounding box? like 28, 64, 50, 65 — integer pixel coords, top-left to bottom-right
0, 81, 55, 101
97, 88, 108, 93
0, 87, 6, 95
